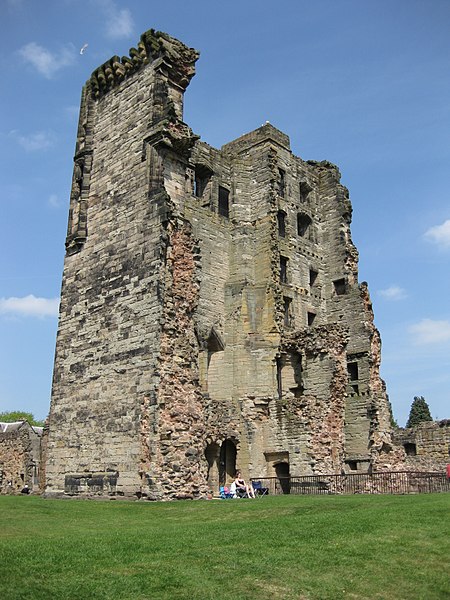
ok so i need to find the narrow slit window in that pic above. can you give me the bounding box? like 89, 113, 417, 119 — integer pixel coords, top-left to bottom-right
307, 312, 316, 326
218, 186, 229, 218
277, 210, 286, 237
276, 356, 282, 398
278, 168, 286, 198
283, 297, 291, 327
280, 256, 288, 283
333, 278, 346, 295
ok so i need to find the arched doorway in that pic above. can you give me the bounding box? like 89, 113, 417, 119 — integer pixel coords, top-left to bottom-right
204, 442, 220, 492
219, 439, 237, 486
275, 462, 290, 494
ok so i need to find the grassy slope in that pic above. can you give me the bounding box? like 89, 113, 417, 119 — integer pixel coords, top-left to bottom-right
0, 494, 449, 600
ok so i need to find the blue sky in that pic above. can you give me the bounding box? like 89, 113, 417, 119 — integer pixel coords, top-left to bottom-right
1, 0, 449, 425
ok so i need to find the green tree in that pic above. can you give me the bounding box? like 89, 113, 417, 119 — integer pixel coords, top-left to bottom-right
406, 396, 433, 428
0, 411, 45, 427
387, 395, 398, 429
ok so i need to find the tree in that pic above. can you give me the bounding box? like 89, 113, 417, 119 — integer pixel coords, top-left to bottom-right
0, 411, 45, 427
406, 396, 433, 428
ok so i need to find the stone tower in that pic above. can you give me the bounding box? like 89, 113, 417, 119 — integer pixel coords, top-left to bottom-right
45, 30, 392, 499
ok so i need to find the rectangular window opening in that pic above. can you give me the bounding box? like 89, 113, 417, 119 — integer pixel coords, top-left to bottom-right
347, 461, 358, 471
309, 269, 318, 287
347, 361, 358, 381
299, 181, 311, 203
404, 443, 417, 456
218, 186, 230, 218
333, 278, 347, 295
307, 311, 316, 326
280, 256, 288, 284
194, 164, 212, 198
277, 210, 286, 237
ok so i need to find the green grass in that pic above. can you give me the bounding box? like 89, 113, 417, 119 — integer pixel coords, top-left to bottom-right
0, 494, 449, 600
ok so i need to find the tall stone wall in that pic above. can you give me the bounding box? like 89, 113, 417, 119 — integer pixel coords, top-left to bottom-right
45, 29, 397, 500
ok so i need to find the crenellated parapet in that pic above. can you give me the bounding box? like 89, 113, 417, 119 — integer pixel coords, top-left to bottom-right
89, 29, 199, 99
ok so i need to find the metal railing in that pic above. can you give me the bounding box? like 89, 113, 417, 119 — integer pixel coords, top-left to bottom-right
250, 471, 450, 496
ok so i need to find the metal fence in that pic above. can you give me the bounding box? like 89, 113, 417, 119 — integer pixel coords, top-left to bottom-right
250, 471, 450, 496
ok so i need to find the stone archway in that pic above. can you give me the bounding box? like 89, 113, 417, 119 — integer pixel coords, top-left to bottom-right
205, 442, 220, 492
219, 439, 237, 486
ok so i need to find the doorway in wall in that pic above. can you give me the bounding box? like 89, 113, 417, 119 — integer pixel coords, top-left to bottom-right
275, 461, 291, 494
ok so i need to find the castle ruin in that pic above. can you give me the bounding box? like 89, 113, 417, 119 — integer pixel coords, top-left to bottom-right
44, 30, 395, 500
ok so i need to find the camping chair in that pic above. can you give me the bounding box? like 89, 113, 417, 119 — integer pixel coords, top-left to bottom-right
252, 480, 269, 498
219, 486, 233, 499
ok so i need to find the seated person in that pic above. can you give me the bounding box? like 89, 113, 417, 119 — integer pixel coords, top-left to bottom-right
234, 470, 255, 499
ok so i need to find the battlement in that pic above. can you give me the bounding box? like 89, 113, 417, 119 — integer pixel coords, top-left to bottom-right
89, 29, 199, 99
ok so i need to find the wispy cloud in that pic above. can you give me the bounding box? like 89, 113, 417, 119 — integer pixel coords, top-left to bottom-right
424, 219, 450, 249
94, 0, 134, 38
0, 295, 60, 318
48, 194, 62, 208
9, 129, 56, 152
18, 42, 76, 78
409, 318, 450, 345
378, 285, 407, 301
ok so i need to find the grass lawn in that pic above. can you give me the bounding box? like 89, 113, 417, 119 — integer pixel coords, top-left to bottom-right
0, 493, 449, 600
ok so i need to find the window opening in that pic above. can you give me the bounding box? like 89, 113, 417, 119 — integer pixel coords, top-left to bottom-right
283, 297, 291, 327
351, 384, 360, 395
307, 312, 316, 326
277, 210, 286, 237
347, 460, 358, 471
333, 278, 346, 295
278, 168, 286, 198
276, 356, 282, 399
309, 269, 318, 287
194, 164, 212, 198
404, 443, 417, 456
297, 213, 312, 237
218, 186, 230, 218
280, 256, 288, 283
347, 362, 358, 381
299, 181, 311, 203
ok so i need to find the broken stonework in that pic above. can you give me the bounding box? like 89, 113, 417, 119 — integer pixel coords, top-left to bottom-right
0, 421, 43, 493
45, 29, 402, 500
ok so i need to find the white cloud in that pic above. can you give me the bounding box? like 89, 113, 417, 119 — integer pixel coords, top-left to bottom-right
18, 42, 76, 78
94, 0, 134, 38
378, 285, 407, 301
0, 295, 60, 318
409, 319, 450, 345
10, 129, 56, 152
424, 219, 450, 249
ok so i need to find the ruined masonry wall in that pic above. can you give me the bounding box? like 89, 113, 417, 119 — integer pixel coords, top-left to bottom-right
46, 62, 166, 496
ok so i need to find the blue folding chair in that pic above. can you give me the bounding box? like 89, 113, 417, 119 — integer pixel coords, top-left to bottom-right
252, 481, 269, 498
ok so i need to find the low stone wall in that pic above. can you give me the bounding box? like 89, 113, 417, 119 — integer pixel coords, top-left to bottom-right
0, 422, 42, 493
392, 420, 450, 472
